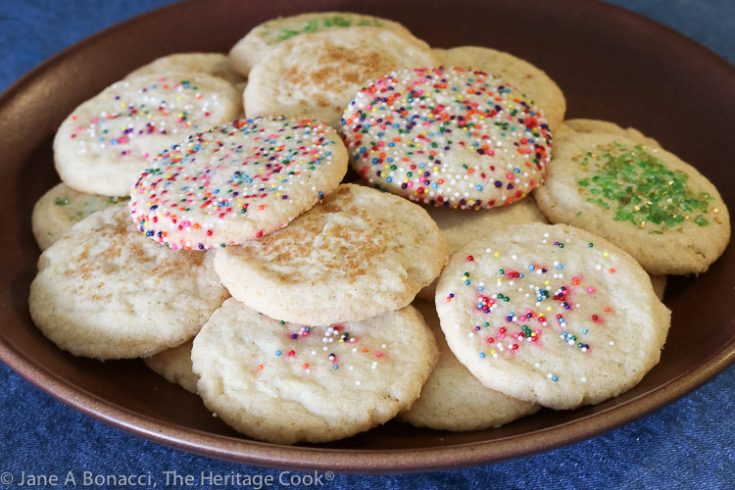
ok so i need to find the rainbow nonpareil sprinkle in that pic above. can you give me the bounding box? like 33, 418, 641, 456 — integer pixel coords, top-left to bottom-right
443, 231, 624, 385
130, 116, 346, 250
341, 66, 552, 209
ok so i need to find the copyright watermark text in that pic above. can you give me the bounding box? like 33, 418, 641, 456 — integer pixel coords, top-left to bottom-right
0, 469, 334, 488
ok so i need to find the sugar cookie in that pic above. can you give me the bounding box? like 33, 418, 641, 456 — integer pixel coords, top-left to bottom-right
435, 223, 671, 410
342, 66, 552, 209
534, 133, 730, 274
562, 118, 661, 148
214, 184, 446, 325
245, 26, 437, 127
417, 197, 548, 300
54, 74, 241, 196
192, 299, 438, 444
29, 204, 228, 360
130, 116, 348, 250
31, 183, 126, 250
126, 52, 246, 87
399, 300, 539, 431
434, 46, 566, 131
229, 12, 413, 76
144, 340, 198, 394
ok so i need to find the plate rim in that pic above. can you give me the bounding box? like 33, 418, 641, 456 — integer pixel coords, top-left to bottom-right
3, 337, 734, 472
1, 0, 734, 473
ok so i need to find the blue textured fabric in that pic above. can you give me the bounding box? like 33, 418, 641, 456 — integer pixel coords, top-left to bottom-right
1, 1, 733, 489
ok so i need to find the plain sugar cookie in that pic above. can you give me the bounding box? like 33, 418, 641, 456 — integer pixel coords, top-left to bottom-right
435, 223, 671, 410
342, 66, 552, 209
131, 116, 347, 250
29, 204, 228, 360
651, 275, 666, 300
192, 299, 438, 444
561, 118, 661, 148
534, 133, 730, 275
214, 184, 447, 325
31, 183, 126, 250
229, 12, 414, 76
126, 52, 246, 87
399, 300, 539, 431
417, 197, 548, 300
144, 340, 198, 394
434, 46, 566, 132
244, 26, 437, 127
54, 73, 241, 196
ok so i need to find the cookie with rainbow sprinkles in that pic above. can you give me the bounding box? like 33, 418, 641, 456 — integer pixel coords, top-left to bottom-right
130, 116, 348, 250
54, 73, 241, 197
435, 223, 671, 410
192, 298, 438, 444
341, 66, 552, 209
433, 46, 566, 132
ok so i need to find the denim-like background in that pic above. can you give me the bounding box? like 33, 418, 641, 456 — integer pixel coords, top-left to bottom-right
1, 1, 733, 488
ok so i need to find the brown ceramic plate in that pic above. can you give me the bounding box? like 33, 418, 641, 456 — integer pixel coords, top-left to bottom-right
1, 0, 733, 473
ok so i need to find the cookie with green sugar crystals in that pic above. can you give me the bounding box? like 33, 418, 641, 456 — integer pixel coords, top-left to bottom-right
534, 133, 730, 275
32, 183, 127, 250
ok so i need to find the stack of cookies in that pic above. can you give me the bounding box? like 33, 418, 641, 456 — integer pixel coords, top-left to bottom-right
28, 11, 730, 444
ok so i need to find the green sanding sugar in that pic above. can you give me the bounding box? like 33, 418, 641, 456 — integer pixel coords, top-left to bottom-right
274, 16, 384, 42
577, 143, 713, 229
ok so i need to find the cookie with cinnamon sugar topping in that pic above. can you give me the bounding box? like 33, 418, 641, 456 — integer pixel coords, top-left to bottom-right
214, 184, 447, 325
29, 204, 227, 360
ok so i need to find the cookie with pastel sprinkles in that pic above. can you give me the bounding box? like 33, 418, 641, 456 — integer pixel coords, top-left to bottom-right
534, 133, 730, 275
229, 12, 414, 76
417, 197, 548, 300
399, 300, 539, 431
435, 222, 671, 410
126, 52, 246, 89
144, 340, 198, 394
31, 183, 127, 251
29, 204, 228, 360
54, 73, 241, 197
130, 116, 348, 250
342, 66, 552, 209
214, 184, 447, 325
191, 298, 438, 444
244, 26, 438, 127
433, 46, 566, 132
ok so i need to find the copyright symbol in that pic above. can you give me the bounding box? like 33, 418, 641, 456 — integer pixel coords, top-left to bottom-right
0, 472, 13, 485
324, 471, 334, 481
